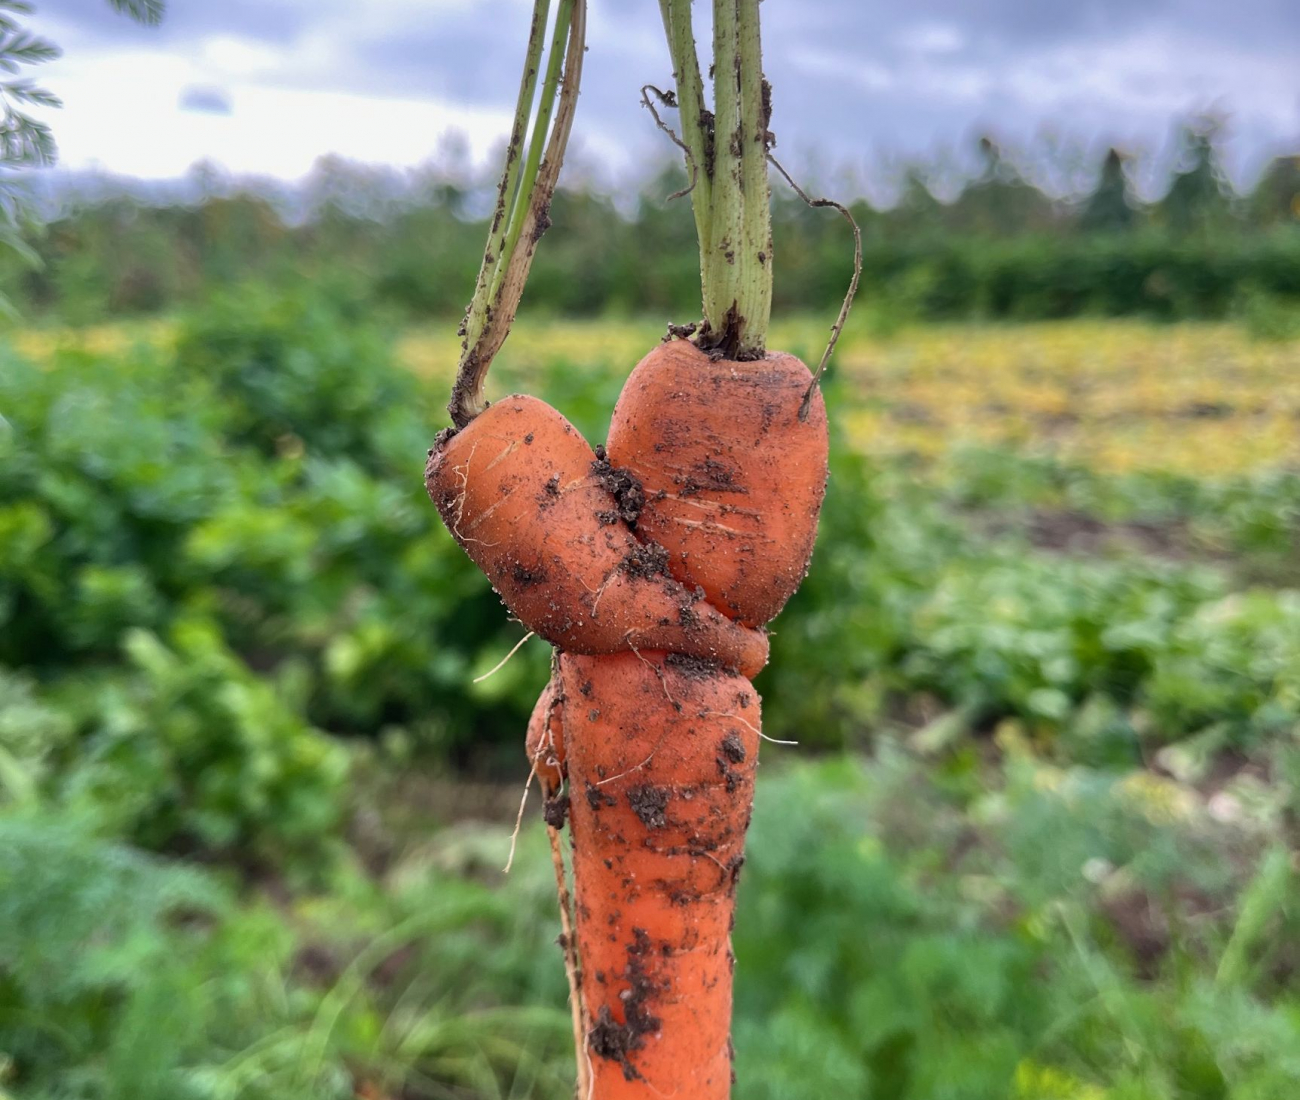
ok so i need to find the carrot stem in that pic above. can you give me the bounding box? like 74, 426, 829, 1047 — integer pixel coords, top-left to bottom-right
458, 0, 551, 368
706, 0, 743, 347
490, 0, 575, 306
658, 0, 772, 358
736, 0, 772, 347
450, 0, 586, 428
657, 1, 714, 293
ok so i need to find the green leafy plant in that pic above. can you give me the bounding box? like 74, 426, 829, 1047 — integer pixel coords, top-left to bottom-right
56, 620, 349, 859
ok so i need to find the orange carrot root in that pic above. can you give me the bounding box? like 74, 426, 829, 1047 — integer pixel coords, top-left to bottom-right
560, 650, 760, 1099
441, 342, 831, 1098
425, 395, 769, 678
606, 339, 828, 627
526, 675, 568, 813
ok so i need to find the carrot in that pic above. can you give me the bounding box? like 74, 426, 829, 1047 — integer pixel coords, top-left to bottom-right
425, 394, 769, 679
558, 649, 760, 1098
526, 674, 566, 799
606, 339, 829, 626
486, 354, 810, 1095
422, 5, 859, 1096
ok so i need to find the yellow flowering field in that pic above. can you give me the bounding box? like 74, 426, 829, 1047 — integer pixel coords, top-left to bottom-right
399, 317, 1300, 480
10, 319, 176, 363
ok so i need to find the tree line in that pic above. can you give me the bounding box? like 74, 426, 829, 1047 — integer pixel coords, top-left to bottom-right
4, 118, 1299, 325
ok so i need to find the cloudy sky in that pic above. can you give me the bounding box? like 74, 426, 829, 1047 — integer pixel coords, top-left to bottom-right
27, 0, 1300, 194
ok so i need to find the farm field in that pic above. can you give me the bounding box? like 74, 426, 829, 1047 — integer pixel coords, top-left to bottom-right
3, 302, 1300, 1099
20, 314, 1300, 478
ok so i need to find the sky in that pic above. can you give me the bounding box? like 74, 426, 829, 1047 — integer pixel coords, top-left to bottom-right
26, 0, 1300, 196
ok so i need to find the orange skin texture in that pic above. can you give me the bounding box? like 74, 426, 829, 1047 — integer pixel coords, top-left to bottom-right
560, 650, 759, 1099
606, 340, 829, 627
526, 677, 565, 793
425, 395, 768, 678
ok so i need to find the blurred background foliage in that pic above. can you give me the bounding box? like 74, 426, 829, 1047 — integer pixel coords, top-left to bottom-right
2, 117, 1300, 333
2, 117, 1300, 1098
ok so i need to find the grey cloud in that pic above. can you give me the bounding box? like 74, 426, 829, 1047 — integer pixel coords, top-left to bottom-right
27, 0, 1300, 186
179, 85, 232, 115
36, 0, 311, 46
770, 0, 1300, 53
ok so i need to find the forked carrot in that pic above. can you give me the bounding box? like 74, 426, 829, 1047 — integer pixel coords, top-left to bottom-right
425, 2, 858, 1095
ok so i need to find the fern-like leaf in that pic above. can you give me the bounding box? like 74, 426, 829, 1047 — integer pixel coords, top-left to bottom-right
2, 79, 61, 108
0, 108, 54, 166
107, 0, 165, 25
0, 31, 60, 67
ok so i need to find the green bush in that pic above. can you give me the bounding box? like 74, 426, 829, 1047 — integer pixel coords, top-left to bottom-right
1233, 282, 1300, 341
0, 288, 554, 779
62, 621, 349, 859
173, 286, 424, 469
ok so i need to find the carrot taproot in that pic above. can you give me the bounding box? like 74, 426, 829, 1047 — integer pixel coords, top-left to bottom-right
425, 393, 769, 678
558, 648, 760, 1098
606, 338, 829, 627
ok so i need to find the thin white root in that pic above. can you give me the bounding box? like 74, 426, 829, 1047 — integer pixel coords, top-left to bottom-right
445, 438, 502, 549
625, 638, 678, 708
474, 631, 537, 683
702, 708, 798, 746
503, 759, 538, 873
595, 726, 674, 788
588, 562, 620, 620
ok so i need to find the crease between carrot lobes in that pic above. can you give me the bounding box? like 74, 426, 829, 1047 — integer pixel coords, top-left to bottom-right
426, 336, 828, 1098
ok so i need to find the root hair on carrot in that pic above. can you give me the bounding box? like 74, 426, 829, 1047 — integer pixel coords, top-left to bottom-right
593, 735, 672, 788
702, 708, 798, 746
503, 758, 539, 874
473, 630, 537, 683
588, 562, 620, 619
767, 152, 863, 420
625, 638, 678, 708
446, 440, 501, 548
640, 83, 698, 201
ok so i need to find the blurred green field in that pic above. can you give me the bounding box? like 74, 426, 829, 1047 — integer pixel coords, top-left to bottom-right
2, 292, 1300, 1099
